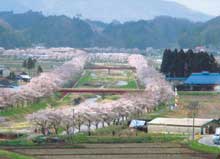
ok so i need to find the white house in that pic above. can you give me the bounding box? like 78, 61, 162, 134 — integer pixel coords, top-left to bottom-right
0, 66, 10, 78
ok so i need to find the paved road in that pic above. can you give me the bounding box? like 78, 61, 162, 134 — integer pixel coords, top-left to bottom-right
199, 135, 220, 147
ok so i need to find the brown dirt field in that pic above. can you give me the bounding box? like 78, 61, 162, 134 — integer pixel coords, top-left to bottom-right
8, 143, 216, 159
166, 93, 220, 119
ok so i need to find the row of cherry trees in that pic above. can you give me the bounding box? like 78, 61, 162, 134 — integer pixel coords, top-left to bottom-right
128, 54, 173, 103
0, 53, 88, 109
3, 48, 84, 60
88, 53, 130, 63
27, 92, 157, 135
27, 54, 174, 136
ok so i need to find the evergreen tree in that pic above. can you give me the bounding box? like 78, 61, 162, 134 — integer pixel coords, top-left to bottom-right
22, 59, 27, 68
23, 57, 37, 76
37, 65, 43, 75
8, 71, 16, 80
161, 49, 220, 77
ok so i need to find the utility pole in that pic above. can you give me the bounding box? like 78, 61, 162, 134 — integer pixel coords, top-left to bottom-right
187, 101, 199, 140
174, 87, 179, 108
192, 113, 195, 140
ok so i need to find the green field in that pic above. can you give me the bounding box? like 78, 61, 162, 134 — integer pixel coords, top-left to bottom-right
0, 150, 34, 159
76, 69, 138, 89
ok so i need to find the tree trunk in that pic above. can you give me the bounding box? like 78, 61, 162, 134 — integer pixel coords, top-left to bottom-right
78, 124, 81, 132
66, 125, 70, 135
41, 127, 46, 136
55, 127, 58, 135
95, 123, 99, 129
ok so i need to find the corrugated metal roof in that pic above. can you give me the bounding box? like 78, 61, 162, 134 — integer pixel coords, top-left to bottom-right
185, 72, 220, 85
148, 118, 213, 127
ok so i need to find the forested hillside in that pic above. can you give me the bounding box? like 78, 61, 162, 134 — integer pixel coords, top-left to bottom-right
0, 11, 220, 49
0, 18, 29, 48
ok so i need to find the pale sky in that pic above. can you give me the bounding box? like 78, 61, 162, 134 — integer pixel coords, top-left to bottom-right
167, 0, 220, 16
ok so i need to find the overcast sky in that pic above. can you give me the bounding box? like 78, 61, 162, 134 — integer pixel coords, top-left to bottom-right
167, 0, 220, 16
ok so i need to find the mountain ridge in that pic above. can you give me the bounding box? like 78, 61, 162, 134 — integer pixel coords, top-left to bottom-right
0, 11, 219, 49
0, 0, 212, 22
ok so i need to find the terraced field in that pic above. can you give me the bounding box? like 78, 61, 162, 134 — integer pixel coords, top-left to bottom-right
8, 143, 216, 159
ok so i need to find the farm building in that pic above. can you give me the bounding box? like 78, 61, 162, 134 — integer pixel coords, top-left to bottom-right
148, 118, 219, 135
0, 66, 10, 78
129, 119, 149, 131
16, 74, 31, 82
184, 72, 220, 91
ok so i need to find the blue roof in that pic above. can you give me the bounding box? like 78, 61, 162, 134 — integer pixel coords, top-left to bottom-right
185, 72, 220, 85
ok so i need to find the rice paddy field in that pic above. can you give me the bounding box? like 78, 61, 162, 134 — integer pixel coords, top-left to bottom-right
6, 143, 216, 159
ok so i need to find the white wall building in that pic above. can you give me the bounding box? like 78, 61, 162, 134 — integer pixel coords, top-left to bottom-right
148, 118, 218, 135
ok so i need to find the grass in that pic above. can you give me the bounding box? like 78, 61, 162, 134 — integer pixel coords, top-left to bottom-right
0, 94, 72, 120
178, 91, 220, 96
0, 97, 57, 120
0, 138, 35, 147
91, 125, 127, 136
140, 104, 171, 120
0, 149, 35, 159
188, 141, 220, 154
75, 71, 92, 87
119, 80, 137, 89
62, 122, 185, 144
0, 100, 48, 119
64, 133, 185, 144
102, 95, 120, 101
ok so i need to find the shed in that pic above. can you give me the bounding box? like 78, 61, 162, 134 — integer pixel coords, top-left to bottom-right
129, 120, 147, 128
148, 118, 218, 135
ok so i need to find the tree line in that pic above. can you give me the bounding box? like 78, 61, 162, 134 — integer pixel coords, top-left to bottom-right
161, 49, 219, 77
22, 57, 43, 76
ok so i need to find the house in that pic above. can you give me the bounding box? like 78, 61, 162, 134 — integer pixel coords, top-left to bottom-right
148, 118, 219, 135
184, 71, 220, 91
0, 66, 10, 78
